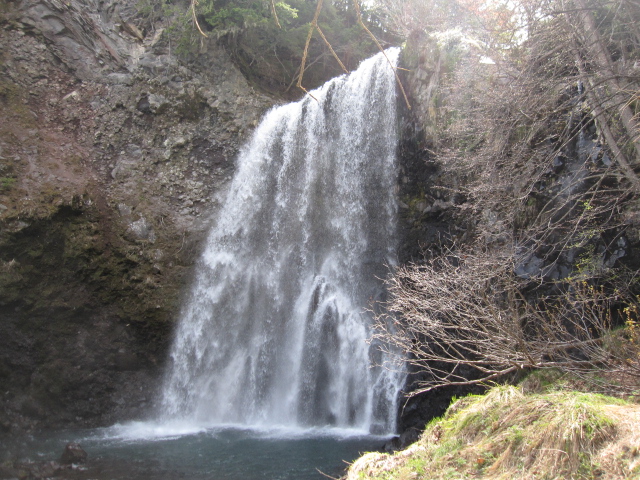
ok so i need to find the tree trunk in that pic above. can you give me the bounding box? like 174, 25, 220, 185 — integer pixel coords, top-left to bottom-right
572, 0, 640, 162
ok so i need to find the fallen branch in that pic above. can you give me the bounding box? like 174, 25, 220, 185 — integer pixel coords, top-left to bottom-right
353, 0, 411, 110
296, 0, 411, 108
190, 0, 208, 38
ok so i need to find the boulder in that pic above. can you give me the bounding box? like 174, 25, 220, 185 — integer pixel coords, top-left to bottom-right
383, 427, 421, 453
59, 442, 87, 465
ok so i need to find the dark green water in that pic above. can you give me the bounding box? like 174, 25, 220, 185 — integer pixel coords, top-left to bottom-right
3, 424, 388, 479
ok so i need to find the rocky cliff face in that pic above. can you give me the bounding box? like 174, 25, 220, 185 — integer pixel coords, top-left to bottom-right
0, 0, 273, 433
393, 36, 483, 440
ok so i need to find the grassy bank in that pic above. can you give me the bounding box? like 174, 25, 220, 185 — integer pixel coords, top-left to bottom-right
346, 385, 640, 480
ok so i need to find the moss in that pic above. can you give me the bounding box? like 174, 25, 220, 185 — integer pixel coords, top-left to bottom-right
0, 259, 25, 305
0, 177, 15, 192
176, 91, 209, 121
519, 368, 568, 394
401, 190, 433, 228
348, 386, 631, 480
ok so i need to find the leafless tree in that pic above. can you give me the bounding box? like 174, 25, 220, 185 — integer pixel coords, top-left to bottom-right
375, 0, 640, 396
375, 250, 640, 396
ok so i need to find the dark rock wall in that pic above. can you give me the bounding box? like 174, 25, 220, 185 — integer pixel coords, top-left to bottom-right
396, 36, 468, 265
393, 37, 478, 436
0, 0, 274, 433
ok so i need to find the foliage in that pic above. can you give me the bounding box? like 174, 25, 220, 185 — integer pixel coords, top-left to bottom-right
0, 177, 15, 192
135, 0, 395, 95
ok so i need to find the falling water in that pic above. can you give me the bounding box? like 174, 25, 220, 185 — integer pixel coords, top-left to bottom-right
160, 49, 403, 434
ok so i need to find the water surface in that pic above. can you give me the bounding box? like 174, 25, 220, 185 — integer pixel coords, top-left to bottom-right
3, 425, 387, 479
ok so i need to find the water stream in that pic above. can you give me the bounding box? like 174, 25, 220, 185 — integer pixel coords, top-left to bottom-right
160, 48, 404, 434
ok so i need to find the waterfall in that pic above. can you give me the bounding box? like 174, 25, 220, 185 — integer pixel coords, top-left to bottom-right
160, 49, 403, 434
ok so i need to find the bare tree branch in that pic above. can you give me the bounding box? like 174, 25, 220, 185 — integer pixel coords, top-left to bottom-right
270, 0, 282, 29
375, 252, 640, 395
190, 0, 209, 38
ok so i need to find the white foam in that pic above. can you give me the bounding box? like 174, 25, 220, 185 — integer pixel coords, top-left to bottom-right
97, 420, 210, 441
97, 420, 391, 443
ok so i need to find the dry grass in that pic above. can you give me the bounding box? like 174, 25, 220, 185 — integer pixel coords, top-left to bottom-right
346, 386, 640, 480
596, 404, 640, 479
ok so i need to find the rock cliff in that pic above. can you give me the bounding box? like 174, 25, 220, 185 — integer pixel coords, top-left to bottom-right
0, 0, 273, 432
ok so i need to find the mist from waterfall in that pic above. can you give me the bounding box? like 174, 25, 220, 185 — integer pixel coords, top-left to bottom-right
160, 49, 404, 435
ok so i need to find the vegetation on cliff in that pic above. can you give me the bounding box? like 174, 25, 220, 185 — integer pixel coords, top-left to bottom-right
135, 0, 395, 96
376, 0, 640, 399
365, 0, 640, 475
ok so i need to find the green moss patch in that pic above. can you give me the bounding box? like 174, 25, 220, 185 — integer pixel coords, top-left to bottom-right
347, 386, 639, 480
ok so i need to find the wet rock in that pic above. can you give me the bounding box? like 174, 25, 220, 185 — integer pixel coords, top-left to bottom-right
127, 217, 156, 243
383, 436, 401, 453
106, 73, 133, 85
383, 427, 421, 453
18, 397, 46, 419
113, 350, 139, 371
59, 442, 87, 465
0, 460, 62, 479
35, 460, 62, 477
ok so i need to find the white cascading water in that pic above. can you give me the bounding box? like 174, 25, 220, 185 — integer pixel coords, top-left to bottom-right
160, 49, 403, 434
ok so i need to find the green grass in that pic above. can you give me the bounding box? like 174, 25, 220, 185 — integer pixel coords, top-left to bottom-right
345, 385, 637, 480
